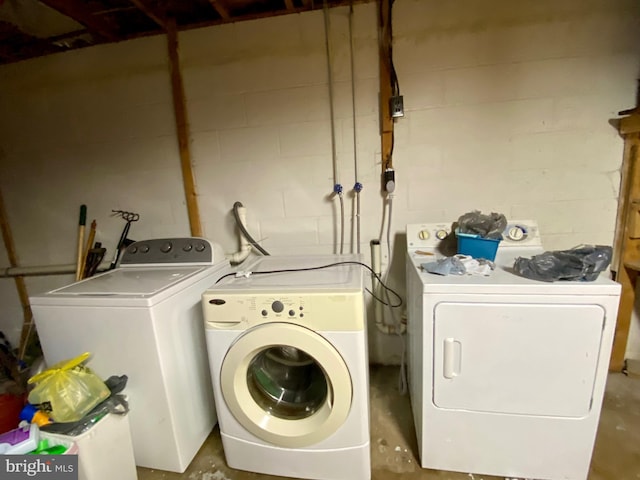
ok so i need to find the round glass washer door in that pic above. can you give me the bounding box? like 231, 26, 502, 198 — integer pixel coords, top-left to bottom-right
220, 322, 352, 448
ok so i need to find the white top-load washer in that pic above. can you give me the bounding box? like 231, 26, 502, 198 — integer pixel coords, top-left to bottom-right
202, 255, 370, 480
30, 237, 230, 473
405, 221, 621, 480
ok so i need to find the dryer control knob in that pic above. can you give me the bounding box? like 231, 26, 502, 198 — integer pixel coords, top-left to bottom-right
436, 229, 448, 240
160, 241, 173, 253
507, 226, 527, 241
272, 301, 284, 313
195, 242, 206, 252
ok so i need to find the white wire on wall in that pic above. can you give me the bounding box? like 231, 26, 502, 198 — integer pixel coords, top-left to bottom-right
323, 0, 344, 255
348, 3, 363, 255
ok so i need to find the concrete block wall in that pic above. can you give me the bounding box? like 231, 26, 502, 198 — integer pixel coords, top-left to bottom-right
0, 0, 639, 364
181, 7, 383, 257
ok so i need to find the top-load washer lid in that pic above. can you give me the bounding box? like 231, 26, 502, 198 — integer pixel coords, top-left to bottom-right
406, 221, 621, 295
211, 254, 363, 292
30, 237, 231, 307
45, 266, 210, 296
29, 264, 227, 307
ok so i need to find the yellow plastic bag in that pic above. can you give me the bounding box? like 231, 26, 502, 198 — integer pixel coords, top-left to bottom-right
27, 352, 110, 422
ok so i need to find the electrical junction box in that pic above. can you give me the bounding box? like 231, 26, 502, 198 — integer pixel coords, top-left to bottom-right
390, 96, 404, 118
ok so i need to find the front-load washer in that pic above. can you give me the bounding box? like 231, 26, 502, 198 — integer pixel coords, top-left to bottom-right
405, 221, 621, 480
202, 254, 370, 480
30, 237, 231, 473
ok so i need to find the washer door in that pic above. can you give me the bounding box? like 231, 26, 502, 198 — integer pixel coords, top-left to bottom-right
220, 322, 352, 448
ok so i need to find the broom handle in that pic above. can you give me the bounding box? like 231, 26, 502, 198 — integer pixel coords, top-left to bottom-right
75, 205, 87, 281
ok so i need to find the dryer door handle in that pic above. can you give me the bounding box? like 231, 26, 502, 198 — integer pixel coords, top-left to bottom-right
443, 338, 462, 379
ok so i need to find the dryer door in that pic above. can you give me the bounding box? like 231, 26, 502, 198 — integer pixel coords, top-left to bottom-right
432, 302, 605, 417
220, 322, 353, 448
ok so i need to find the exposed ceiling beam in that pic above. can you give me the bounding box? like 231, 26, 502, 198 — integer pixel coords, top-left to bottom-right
208, 0, 231, 20
38, 0, 119, 41
0, 20, 62, 62
129, 0, 168, 30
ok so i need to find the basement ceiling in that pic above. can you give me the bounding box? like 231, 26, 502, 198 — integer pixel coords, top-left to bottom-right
0, 0, 364, 65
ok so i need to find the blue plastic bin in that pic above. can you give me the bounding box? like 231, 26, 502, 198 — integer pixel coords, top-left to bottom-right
456, 232, 501, 261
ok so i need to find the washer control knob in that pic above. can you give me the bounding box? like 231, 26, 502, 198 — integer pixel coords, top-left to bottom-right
418, 230, 430, 240
128, 246, 138, 254
160, 241, 173, 253
271, 301, 284, 313
183, 244, 193, 252
140, 244, 150, 253
507, 226, 526, 241
435, 229, 449, 240
195, 242, 206, 252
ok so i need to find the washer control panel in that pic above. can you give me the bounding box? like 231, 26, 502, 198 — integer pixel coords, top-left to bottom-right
120, 237, 214, 265
259, 298, 307, 319
407, 223, 453, 249
203, 291, 365, 331
407, 220, 541, 250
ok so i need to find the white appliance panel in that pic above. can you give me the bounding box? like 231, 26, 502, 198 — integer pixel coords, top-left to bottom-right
46, 267, 207, 296
433, 302, 605, 417
31, 241, 228, 473
203, 255, 370, 480
405, 221, 621, 480
214, 255, 362, 291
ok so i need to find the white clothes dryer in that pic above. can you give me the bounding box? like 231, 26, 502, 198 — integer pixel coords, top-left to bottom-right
202, 255, 370, 480
405, 221, 621, 480
30, 237, 230, 473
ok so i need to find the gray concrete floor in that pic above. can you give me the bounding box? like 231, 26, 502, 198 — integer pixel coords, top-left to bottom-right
137, 366, 640, 480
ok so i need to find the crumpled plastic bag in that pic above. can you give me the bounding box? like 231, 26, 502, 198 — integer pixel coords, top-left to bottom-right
27, 352, 111, 423
457, 211, 507, 239
422, 256, 466, 276
41, 375, 129, 436
513, 245, 613, 282
422, 255, 495, 276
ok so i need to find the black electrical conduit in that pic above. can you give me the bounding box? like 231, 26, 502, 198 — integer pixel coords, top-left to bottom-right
233, 201, 270, 256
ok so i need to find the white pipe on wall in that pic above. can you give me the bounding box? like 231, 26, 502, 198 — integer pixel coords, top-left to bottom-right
370, 239, 396, 335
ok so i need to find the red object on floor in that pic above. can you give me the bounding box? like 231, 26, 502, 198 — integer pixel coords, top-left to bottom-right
0, 393, 25, 434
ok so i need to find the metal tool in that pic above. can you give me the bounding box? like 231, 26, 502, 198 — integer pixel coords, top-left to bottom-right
109, 210, 140, 270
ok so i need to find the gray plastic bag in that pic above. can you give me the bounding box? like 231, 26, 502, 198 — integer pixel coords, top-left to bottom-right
457, 211, 507, 239
513, 245, 613, 282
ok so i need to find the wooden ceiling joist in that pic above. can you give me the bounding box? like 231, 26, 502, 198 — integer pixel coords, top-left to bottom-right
0, 21, 62, 62
39, 0, 120, 41
0, 0, 371, 65
208, 0, 231, 20
130, 0, 169, 30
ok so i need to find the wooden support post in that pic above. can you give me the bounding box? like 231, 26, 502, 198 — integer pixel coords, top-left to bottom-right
0, 187, 33, 360
378, 0, 393, 175
611, 113, 640, 371
166, 20, 203, 238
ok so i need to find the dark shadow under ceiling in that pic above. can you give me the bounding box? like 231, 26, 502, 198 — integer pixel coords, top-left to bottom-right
0, 0, 370, 65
